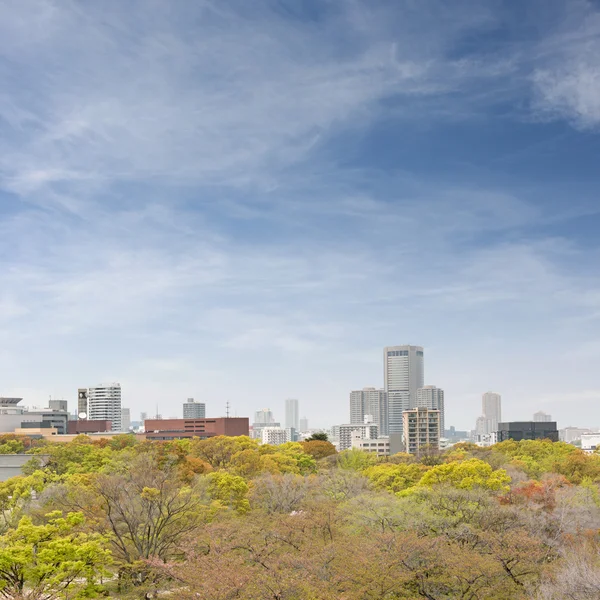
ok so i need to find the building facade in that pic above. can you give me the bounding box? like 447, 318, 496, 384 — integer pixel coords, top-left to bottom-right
262, 427, 290, 446
88, 384, 122, 432
533, 411, 552, 422
183, 398, 206, 419
416, 386, 445, 435
384, 346, 424, 436
144, 417, 249, 440
350, 388, 389, 435
581, 434, 600, 454
351, 436, 390, 456
285, 399, 299, 431
299, 417, 309, 431
121, 408, 131, 432
338, 423, 378, 451
402, 407, 441, 455
77, 389, 88, 418
479, 392, 501, 434
497, 421, 559, 442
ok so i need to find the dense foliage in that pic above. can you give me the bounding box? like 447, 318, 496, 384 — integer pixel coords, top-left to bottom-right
1, 434, 599, 598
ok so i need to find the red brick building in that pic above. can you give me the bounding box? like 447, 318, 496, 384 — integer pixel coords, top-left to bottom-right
143, 417, 249, 440
67, 420, 112, 434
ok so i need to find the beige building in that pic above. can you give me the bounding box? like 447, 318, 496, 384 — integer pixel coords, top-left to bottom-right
402, 407, 440, 455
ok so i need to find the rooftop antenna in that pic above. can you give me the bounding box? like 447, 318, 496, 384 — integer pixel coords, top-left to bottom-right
226, 401, 230, 418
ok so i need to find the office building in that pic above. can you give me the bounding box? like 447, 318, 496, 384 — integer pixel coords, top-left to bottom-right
77, 389, 88, 418
352, 436, 390, 456
533, 411, 552, 422
497, 421, 559, 442
183, 398, 206, 419
384, 345, 424, 436
560, 426, 595, 443
338, 423, 378, 451
403, 407, 441, 455
299, 417, 309, 431
262, 427, 290, 446
49, 399, 68, 412
88, 384, 122, 432
144, 417, 249, 441
350, 388, 388, 435
478, 392, 501, 435
0, 397, 69, 434
416, 386, 445, 434
121, 408, 131, 432
254, 409, 275, 425
285, 399, 299, 431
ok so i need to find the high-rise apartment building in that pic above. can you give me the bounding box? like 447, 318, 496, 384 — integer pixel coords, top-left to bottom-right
183, 398, 206, 419
533, 411, 552, 422
417, 386, 445, 435
384, 345, 424, 435
285, 399, 299, 431
88, 383, 121, 432
261, 427, 290, 446
349, 388, 389, 435
121, 408, 131, 431
479, 392, 501, 434
403, 407, 441, 455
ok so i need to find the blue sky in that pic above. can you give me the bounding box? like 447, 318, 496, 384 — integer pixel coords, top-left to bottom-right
1, 0, 600, 430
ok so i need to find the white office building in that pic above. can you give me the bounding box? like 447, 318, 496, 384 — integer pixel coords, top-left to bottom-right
338, 423, 378, 451
88, 383, 122, 432
285, 398, 299, 431
183, 398, 206, 419
417, 386, 445, 435
384, 345, 424, 436
261, 427, 290, 446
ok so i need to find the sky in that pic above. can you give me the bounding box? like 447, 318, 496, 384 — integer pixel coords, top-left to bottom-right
1, 0, 600, 430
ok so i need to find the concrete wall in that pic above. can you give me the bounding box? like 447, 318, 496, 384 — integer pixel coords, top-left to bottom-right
0, 454, 49, 482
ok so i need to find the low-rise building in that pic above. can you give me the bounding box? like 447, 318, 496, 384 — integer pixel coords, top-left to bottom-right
497, 421, 558, 442
581, 434, 600, 454
261, 427, 290, 446
337, 423, 378, 451
352, 435, 390, 456
144, 417, 249, 440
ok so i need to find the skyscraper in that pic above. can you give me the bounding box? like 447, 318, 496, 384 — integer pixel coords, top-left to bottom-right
121, 408, 131, 431
299, 417, 309, 431
384, 345, 424, 435
77, 388, 88, 418
349, 388, 389, 435
285, 398, 299, 430
183, 398, 206, 419
88, 383, 122, 431
481, 392, 501, 434
417, 386, 445, 434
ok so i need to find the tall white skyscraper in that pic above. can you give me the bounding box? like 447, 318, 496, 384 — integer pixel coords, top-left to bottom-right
349, 388, 389, 435
480, 392, 501, 434
88, 383, 122, 431
183, 398, 206, 419
285, 398, 299, 430
384, 345, 424, 435
417, 386, 445, 434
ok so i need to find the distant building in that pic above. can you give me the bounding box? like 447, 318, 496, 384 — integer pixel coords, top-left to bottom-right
403, 407, 441, 455
444, 426, 469, 442
0, 397, 68, 434
533, 411, 552, 422
352, 436, 390, 456
559, 426, 595, 443
262, 427, 290, 446
350, 388, 388, 435
475, 432, 498, 447
338, 423, 378, 451
285, 399, 299, 431
88, 384, 122, 432
77, 389, 88, 418
581, 434, 600, 454
299, 417, 309, 431
67, 420, 112, 434
140, 412, 148, 422
144, 417, 249, 441
121, 408, 131, 432
478, 392, 501, 435
49, 399, 68, 412
497, 421, 558, 442
254, 409, 275, 425
384, 345, 424, 436
183, 398, 206, 419
417, 386, 445, 434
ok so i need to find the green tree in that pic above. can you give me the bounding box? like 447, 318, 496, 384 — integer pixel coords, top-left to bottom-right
305, 432, 328, 442
207, 472, 250, 514
0, 511, 111, 599
417, 458, 511, 492
363, 463, 427, 494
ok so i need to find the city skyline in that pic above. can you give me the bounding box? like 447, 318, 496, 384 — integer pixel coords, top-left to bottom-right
2, 1, 600, 429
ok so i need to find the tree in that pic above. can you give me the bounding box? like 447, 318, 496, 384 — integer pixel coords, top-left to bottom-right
299, 440, 337, 460
363, 463, 427, 494
417, 458, 511, 492
0, 511, 111, 600
305, 432, 328, 442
